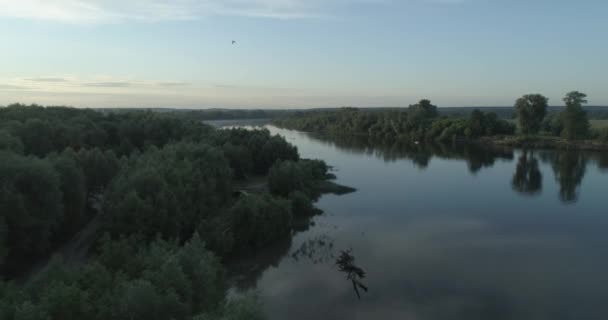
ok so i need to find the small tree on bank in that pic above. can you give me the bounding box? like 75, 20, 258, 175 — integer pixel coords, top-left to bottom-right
514, 94, 548, 135
560, 91, 590, 140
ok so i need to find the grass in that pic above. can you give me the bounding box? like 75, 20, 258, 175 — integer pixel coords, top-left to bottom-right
590, 120, 608, 130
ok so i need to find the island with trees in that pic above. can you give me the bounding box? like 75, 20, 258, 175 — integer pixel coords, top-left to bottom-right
274, 91, 608, 151
0, 104, 352, 320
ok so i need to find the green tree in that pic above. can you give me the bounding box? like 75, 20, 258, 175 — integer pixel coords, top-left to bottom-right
38, 282, 92, 320
560, 91, 590, 140
18, 119, 55, 156
514, 94, 548, 134
231, 194, 292, 248
51, 150, 87, 235
76, 148, 120, 195
407, 99, 438, 123
0, 152, 63, 263
289, 191, 315, 218
102, 143, 232, 241
0, 130, 24, 154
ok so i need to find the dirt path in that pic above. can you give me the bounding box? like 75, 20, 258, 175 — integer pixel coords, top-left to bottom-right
19, 200, 102, 284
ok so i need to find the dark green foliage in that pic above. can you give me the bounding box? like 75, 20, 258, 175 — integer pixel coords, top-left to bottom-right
50, 151, 87, 235
258, 136, 299, 174
515, 94, 548, 134
407, 99, 438, 124
268, 160, 329, 198
211, 128, 299, 174
222, 143, 253, 179
0, 104, 210, 156
289, 191, 315, 217
18, 119, 56, 157
0, 130, 24, 154
0, 234, 262, 320
540, 113, 563, 136
0, 152, 63, 261
75, 148, 120, 195
0, 104, 329, 319
275, 103, 515, 142
231, 194, 292, 248
102, 143, 232, 241
597, 128, 608, 142
560, 91, 590, 140
0, 218, 7, 267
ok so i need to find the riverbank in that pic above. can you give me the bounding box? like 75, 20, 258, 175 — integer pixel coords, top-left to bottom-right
474, 135, 608, 151
274, 122, 608, 152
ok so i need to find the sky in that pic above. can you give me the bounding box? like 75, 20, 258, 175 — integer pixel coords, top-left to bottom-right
0, 0, 607, 109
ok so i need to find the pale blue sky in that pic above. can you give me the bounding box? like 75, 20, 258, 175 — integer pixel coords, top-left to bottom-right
0, 0, 606, 108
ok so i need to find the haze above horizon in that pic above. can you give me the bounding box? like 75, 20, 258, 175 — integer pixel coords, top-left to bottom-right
1, 0, 607, 109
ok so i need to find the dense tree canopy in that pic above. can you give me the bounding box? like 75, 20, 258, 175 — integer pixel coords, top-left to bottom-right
0, 104, 335, 319
0, 234, 264, 320
274, 102, 515, 143
560, 91, 590, 140
407, 99, 438, 124
515, 94, 549, 135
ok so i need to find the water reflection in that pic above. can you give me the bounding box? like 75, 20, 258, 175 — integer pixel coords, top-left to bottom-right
304, 133, 605, 204
227, 125, 608, 320
308, 133, 514, 173
291, 234, 335, 264
512, 151, 542, 195
549, 151, 587, 203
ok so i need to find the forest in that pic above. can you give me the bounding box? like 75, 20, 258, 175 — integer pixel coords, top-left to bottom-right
274, 92, 608, 146
0, 103, 334, 320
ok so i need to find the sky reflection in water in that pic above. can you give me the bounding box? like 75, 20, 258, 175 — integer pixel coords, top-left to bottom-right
231, 126, 608, 320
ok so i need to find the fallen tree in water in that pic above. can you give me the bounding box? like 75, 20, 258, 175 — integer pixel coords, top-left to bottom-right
336, 250, 368, 299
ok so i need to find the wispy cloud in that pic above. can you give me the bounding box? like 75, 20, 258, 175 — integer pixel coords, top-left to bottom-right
0, 0, 393, 23
83, 81, 133, 88
0, 84, 32, 90
24, 77, 68, 82
157, 81, 189, 87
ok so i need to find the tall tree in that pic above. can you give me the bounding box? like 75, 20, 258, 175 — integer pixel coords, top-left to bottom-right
560, 91, 590, 140
407, 99, 438, 124
514, 94, 548, 134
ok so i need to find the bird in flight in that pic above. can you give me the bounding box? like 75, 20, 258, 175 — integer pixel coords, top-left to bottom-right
232, 40, 236, 45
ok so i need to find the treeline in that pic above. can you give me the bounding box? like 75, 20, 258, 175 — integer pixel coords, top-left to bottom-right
274, 100, 516, 142
274, 91, 607, 144
437, 105, 608, 120
175, 109, 295, 121
0, 103, 332, 319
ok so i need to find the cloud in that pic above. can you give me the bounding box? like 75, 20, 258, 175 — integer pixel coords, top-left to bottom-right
83, 81, 133, 88
24, 77, 68, 82
0, 84, 32, 90
157, 81, 189, 87
0, 0, 391, 23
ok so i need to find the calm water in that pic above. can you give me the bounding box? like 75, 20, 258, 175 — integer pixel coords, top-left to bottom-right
231, 125, 608, 320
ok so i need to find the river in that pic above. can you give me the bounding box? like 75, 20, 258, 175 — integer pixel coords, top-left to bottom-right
228, 124, 608, 320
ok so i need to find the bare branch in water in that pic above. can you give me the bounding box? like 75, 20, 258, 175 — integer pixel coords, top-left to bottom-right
336, 250, 368, 299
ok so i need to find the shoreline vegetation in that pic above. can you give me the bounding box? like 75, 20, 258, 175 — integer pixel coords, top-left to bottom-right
273, 92, 608, 152
0, 103, 354, 320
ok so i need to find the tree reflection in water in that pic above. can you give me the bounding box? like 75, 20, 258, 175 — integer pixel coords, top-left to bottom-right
511, 151, 542, 195
305, 132, 608, 204
550, 151, 587, 203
